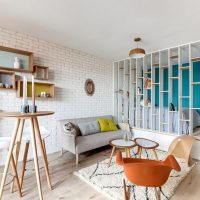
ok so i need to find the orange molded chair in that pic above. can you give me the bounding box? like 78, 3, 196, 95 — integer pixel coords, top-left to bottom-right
116, 150, 181, 200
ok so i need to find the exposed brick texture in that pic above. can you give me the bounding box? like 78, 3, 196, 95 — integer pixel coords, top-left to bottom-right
0, 27, 113, 165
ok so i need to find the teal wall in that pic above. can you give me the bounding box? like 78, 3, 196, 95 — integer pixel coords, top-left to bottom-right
153, 61, 200, 109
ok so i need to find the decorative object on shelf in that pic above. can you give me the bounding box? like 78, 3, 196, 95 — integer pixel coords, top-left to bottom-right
145, 97, 151, 107
0, 46, 33, 73
33, 65, 49, 80
17, 80, 55, 98
14, 57, 20, 69
127, 91, 129, 98
31, 75, 37, 113
144, 77, 151, 89
140, 98, 144, 107
5, 84, 11, 89
137, 86, 141, 94
85, 79, 95, 96
129, 37, 145, 59
0, 70, 15, 90
169, 103, 175, 111
21, 76, 29, 113
124, 132, 129, 141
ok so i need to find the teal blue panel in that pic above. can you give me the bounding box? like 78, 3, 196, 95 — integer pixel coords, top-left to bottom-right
0, 51, 29, 69
164, 92, 168, 107
172, 79, 178, 109
163, 68, 168, 91
193, 62, 200, 82
182, 69, 189, 97
155, 85, 159, 106
193, 85, 200, 108
172, 65, 178, 77
155, 68, 159, 83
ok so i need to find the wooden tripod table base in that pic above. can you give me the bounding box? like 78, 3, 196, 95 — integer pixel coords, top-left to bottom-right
108, 139, 136, 167
0, 111, 54, 200
134, 138, 159, 160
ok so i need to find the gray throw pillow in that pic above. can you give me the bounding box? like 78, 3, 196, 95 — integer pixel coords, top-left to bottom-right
78, 121, 100, 136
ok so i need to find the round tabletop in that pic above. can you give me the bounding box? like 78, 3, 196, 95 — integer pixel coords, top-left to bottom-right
109, 139, 135, 148
0, 111, 54, 118
134, 138, 159, 149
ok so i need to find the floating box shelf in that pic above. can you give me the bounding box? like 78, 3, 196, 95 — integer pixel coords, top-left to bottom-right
17, 80, 55, 98
0, 46, 33, 73
170, 55, 178, 59
192, 82, 200, 85
33, 65, 49, 80
191, 57, 200, 62
0, 70, 15, 90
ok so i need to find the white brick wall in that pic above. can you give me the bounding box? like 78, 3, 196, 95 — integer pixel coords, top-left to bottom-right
0, 27, 113, 165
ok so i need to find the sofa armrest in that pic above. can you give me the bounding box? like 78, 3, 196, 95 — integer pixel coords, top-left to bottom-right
60, 133, 76, 154
59, 120, 78, 154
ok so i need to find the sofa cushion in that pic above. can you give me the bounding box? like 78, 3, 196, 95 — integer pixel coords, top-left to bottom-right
78, 121, 100, 136
97, 118, 118, 132
76, 130, 128, 154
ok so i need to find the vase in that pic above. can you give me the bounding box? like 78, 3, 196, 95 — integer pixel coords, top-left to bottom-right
14, 57, 20, 69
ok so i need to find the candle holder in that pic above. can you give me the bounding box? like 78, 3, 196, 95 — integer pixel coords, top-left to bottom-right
21, 105, 29, 113
31, 105, 37, 113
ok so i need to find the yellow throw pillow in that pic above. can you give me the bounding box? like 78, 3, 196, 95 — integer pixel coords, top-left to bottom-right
97, 118, 118, 132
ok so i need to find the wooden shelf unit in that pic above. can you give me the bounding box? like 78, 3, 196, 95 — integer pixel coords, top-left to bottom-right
17, 80, 55, 99
114, 40, 200, 136
0, 46, 33, 73
0, 70, 16, 90
33, 65, 49, 80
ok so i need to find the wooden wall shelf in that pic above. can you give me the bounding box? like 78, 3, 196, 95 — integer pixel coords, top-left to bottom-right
33, 65, 49, 80
0, 70, 16, 90
0, 46, 33, 73
17, 80, 55, 98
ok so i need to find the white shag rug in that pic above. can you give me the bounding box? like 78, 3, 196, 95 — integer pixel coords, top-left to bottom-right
74, 149, 195, 200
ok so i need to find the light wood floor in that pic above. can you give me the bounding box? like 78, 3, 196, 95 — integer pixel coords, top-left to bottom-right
1, 146, 200, 200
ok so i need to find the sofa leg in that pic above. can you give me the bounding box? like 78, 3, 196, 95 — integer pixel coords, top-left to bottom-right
60, 148, 63, 156
76, 153, 79, 165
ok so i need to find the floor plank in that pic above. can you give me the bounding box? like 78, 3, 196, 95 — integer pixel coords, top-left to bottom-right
1, 146, 199, 200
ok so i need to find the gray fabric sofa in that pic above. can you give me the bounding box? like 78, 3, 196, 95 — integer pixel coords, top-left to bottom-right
59, 115, 128, 164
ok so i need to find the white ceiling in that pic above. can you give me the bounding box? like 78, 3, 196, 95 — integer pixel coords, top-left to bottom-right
0, 0, 200, 61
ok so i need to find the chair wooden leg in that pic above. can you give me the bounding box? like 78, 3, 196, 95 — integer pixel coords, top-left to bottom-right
33, 117, 52, 190
123, 178, 129, 200
0, 119, 20, 200
20, 141, 30, 189
125, 148, 129, 158
60, 148, 64, 156
108, 147, 115, 167
154, 187, 161, 200
128, 148, 131, 158
30, 117, 43, 200
76, 153, 79, 165
10, 119, 25, 193
153, 149, 158, 160
139, 147, 142, 158
10, 154, 22, 197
